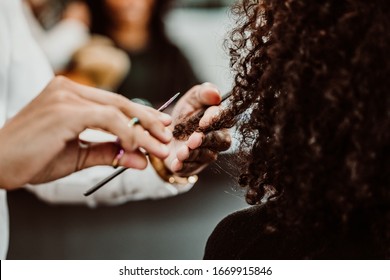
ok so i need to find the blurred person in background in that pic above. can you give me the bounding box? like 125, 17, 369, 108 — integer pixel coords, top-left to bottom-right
85, 0, 200, 107
24, 0, 130, 91
23, 0, 91, 72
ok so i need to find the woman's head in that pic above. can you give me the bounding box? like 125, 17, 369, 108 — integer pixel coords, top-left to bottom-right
226, 0, 389, 204
175, 0, 389, 240
103, 0, 155, 29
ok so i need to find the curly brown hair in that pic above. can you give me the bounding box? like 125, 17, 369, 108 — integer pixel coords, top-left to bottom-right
175, 0, 390, 257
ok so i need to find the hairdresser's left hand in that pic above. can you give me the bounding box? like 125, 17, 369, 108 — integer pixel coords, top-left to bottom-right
165, 83, 231, 176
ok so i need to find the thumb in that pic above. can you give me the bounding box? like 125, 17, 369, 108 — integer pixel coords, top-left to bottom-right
175, 83, 221, 114
193, 82, 221, 108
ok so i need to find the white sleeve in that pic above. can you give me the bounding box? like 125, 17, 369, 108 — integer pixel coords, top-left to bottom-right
26, 161, 194, 208
23, 3, 90, 71
0, 7, 10, 260
40, 19, 90, 71
0, 11, 10, 127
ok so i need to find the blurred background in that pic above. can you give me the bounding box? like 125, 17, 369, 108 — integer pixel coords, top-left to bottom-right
166, 0, 235, 94
7, 0, 248, 259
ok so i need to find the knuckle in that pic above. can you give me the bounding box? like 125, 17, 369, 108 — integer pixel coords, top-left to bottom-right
85, 105, 104, 121
52, 75, 72, 88
138, 112, 154, 128
52, 89, 71, 103
103, 105, 121, 121
110, 92, 127, 107
88, 105, 121, 128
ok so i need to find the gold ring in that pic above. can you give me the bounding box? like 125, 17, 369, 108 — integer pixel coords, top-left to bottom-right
128, 117, 140, 128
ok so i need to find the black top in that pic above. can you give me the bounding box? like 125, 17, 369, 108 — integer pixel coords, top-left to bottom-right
204, 205, 386, 259
116, 40, 199, 108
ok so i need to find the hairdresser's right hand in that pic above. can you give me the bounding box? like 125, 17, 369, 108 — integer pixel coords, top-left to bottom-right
0, 76, 172, 190
164, 83, 231, 177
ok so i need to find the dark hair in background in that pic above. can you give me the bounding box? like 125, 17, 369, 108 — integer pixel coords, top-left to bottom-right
85, 0, 174, 44
175, 0, 390, 257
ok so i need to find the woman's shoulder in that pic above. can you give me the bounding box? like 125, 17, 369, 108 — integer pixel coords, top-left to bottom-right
204, 204, 387, 259
214, 205, 265, 229
204, 205, 270, 259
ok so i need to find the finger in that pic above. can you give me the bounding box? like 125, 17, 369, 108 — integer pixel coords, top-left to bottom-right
130, 108, 173, 144
186, 132, 204, 150
186, 130, 231, 151
81, 84, 172, 125
118, 150, 148, 169
170, 158, 183, 173
74, 104, 170, 156
198, 130, 232, 152
191, 82, 222, 107
172, 146, 217, 174
199, 105, 221, 127
74, 104, 133, 144
175, 145, 190, 162
56, 77, 172, 141
81, 143, 119, 168
185, 148, 218, 163
83, 143, 148, 170
172, 83, 221, 117
132, 126, 170, 159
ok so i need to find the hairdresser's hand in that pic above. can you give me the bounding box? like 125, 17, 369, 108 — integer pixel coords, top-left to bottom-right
0, 76, 172, 190
165, 83, 231, 176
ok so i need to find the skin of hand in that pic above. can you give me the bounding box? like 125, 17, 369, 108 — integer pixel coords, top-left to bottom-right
0, 76, 172, 190
165, 83, 232, 177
